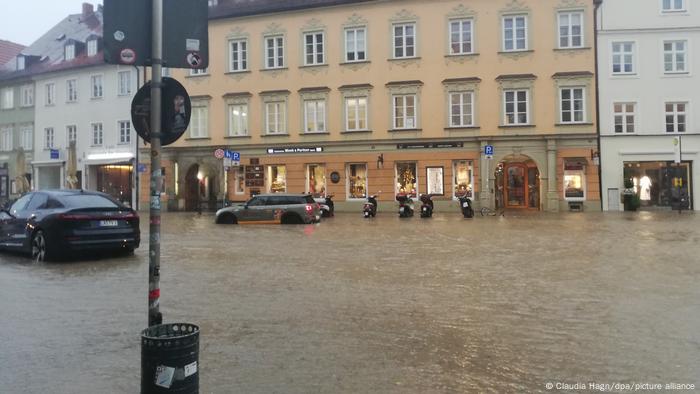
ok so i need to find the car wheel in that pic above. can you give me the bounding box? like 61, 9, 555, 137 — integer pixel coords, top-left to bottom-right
31, 230, 54, 262
215, 213, 238, 224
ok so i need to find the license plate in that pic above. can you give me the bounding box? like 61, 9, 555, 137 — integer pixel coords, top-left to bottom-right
99, 220, 118, 227
462, 202, 469, 208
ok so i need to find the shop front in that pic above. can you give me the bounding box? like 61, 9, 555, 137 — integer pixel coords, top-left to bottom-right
622, 161, 692, 210
93, 163, 133, 207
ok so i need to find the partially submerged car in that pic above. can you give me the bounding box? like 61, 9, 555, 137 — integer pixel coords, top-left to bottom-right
215, 193, 321, 224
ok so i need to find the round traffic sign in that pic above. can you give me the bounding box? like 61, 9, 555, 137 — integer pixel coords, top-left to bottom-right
214, 149, 225, 159
131, 77, 191, 146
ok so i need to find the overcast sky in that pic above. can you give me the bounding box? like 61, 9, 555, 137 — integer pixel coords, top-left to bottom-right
0, 0, 103, 46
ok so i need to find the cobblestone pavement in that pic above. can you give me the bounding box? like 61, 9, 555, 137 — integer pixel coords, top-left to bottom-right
1, 210, 699, 393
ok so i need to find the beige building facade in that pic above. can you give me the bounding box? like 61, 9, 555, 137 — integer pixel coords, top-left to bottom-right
141, 0, 600, 212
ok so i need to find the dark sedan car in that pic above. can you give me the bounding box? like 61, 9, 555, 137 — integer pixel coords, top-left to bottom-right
0, 190, 140, 261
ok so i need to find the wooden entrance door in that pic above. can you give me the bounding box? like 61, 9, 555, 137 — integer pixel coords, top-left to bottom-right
505, 163, 528, 208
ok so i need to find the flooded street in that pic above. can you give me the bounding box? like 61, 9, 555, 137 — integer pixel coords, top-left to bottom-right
1, 211, 699, 393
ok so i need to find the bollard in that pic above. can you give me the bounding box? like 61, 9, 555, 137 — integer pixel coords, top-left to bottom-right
141, 323, 199, 394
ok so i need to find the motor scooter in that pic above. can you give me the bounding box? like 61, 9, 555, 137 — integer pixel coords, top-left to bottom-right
419, 194, 434, 218
363, 194, 378, 218
314, 194, 335, 217
396, 193, 414, 218
458, 193, 474, 218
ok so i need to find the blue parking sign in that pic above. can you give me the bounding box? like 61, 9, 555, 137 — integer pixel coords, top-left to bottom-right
484, 145, 494, 156
232, 151, 240, 161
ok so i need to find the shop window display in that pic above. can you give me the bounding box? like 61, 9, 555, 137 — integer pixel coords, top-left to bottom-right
234, 167, 245, 195
564, 161, 586, 201
307, 164, 326, 197
623, 161, 691, 208
453, 160, 473, 198
347, 164, 367, 199
396, 162, 417, 198
266, 165, 287, 193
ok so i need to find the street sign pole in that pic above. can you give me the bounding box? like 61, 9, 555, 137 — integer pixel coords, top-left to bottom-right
148, 0, 163, 327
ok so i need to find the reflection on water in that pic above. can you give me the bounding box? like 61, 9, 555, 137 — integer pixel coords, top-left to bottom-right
1, 211, 699, 393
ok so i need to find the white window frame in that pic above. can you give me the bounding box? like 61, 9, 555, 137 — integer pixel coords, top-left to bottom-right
558, 11, 584, 49
449, 19, 474, 55
20, 124, 32, 150
118, 71, 131, 96
44, 127, 54, 149
613, 102, 637, 133
303, 31, 325, 66
346, 163, 368, 200
502, 15, 528, 52
344, 27, 367, 62
228, 104, 249, 136
611, 41, 636, 75
67, 79, 78, 102
661, 0, 686, 12
304, 99, 326, 133
45, 83, 55, 106
449, 91, 474, 127
665, 102, 688, 133
0, 88, 13, 109
91, 123, 103, 146
229, 38, 248, 72
345, 96, 369, 131
265, 101, 286, 134
17, 56, 25, 70
0, 126, 12, 151
64, 44, 75, 61
503, 89, 530, 125
663, 40, 688, 74
393, 23, 416, 59
20, 84, 33, 107
189, 106, 209, 138
118, 121, 131, 144
559, 87, 586, 124
91, 75, 103, 98
189, 68, 209, 76
87, 40, 98, 56
66, 125, 77, 144
264, 35, 285, 69
392, 94, 417, 130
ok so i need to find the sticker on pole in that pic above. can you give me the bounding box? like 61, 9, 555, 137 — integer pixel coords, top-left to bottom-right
154, 365, 175, 388
120, 48, 136, 64
187, 52, 202, 68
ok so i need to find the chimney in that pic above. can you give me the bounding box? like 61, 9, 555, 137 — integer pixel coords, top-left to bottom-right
82, 3, 94, 18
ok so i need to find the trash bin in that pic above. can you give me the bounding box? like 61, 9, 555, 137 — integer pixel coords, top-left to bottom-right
141, 323, 199, 394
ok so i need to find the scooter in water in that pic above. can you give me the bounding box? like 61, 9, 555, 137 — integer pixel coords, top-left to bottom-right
458, 194, 474, 218
314, 194, 335, 217
396, 193, 414, 218
363, 194, 378, 218
419, 194, 434, 218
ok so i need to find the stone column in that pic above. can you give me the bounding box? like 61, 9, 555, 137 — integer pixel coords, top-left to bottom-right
546, 139, 559, 212
479, 140, 493, 209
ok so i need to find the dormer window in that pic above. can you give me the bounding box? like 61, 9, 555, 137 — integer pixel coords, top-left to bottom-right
65, 44, 75, 61
17, 56, 25, 70
87, 39, 97, 57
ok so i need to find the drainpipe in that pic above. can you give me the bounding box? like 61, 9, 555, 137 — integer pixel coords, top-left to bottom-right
594, 0, 604, 210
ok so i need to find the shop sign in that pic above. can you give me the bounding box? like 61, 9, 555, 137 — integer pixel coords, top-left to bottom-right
50, 149, 59, 159
396, 142, 463, 150
267, 147, 324, 154
245, 165, 264, 187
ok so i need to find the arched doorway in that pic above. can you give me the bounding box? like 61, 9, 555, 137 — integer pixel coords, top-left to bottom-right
185, 164, 200, 211
184, 162, 219, 211
496, 155, 540, 210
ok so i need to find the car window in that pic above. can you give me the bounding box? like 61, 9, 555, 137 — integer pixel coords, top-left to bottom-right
46, 198, 64, 209
303, 195, 315, 204
25, 193, 48, 211
60, 194, 121, 209
10, 194, 33, 214
247, 196, 266, 206
266, 196, 285, 205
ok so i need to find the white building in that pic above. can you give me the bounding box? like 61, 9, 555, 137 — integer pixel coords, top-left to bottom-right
598, 0, 700, 211
33, 63, 137, 206
27, 4, 138, 207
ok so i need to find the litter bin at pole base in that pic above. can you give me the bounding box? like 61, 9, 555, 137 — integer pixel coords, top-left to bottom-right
141, 323, 200, 394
